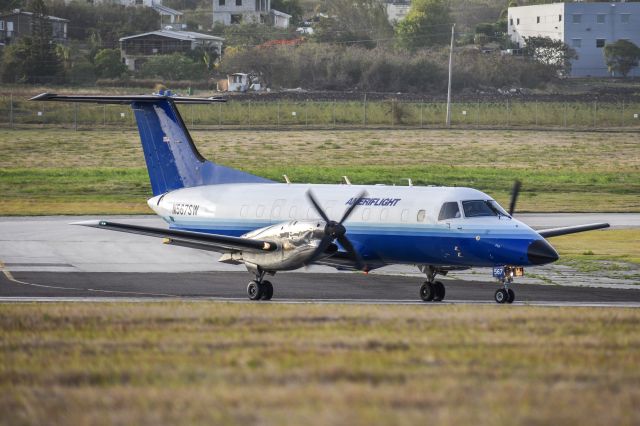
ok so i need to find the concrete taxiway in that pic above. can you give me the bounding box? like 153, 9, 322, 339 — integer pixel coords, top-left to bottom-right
1, 213, 638, 306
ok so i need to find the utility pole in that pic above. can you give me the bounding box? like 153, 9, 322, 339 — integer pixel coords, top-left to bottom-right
445, 24, 455, 128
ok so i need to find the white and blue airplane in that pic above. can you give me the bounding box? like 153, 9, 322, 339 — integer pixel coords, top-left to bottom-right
31, 93, 609, 303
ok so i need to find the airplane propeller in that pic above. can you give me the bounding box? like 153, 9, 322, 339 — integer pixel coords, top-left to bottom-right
508, 180, 522, 217
306, 190, 367, 270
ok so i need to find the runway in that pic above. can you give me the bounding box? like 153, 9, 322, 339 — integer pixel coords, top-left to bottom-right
1, 213, 638, 307
2, 269, 640, 307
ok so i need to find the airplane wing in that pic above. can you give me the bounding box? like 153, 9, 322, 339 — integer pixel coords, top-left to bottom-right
537, 222, 610, 238
72, 220, 278, 253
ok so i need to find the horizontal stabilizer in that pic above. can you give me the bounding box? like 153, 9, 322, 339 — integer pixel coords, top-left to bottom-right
30, 93, 226, 104
72, 220, 277, 253
538, 222, 610, 238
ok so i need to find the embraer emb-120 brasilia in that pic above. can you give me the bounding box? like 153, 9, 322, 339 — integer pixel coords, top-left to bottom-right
31, 92, 610, 304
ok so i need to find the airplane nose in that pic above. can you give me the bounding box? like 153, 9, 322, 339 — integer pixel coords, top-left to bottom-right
528, 239, 559, 265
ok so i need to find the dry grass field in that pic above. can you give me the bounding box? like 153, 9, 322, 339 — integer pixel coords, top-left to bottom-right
1, 302, 639, 426
1, 128, 638, 214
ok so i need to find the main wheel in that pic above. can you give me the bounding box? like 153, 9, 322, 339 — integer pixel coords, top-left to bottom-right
507, 288, 515, 304
494, 288, 508, 304
247, 280, 263, 301
433, 281, 446, 302
261, 280, 274, 301
420, 282, 435, 302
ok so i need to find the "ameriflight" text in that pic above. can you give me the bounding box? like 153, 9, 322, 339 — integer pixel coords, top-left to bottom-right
345, 197, 401, 207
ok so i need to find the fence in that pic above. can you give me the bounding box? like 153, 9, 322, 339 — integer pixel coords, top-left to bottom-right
1, 94, 639, 130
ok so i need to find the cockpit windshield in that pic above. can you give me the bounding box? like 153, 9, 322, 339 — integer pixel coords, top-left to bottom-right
462, 200, 510, 218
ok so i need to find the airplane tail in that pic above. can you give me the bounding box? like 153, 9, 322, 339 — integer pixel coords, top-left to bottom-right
30, 93, 272, 195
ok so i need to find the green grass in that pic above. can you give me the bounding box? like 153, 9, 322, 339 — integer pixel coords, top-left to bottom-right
1, 303, 640, 425
0, 128, 638, 214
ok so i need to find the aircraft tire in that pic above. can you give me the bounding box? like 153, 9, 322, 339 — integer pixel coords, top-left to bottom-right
247, 280, 263, 301
420, 282, 435, 302
261, 281, 274, 301
507, 288, 515, 304
432, 281, 445, 302
494, 289, 508, 304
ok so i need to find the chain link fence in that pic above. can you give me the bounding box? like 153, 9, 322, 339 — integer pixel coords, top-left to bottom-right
1, 94, 639, 130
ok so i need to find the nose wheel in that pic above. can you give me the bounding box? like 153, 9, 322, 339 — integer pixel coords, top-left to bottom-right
495, 288, 515, 304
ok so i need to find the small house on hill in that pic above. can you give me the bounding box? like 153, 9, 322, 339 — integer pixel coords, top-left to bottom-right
0, 9, 68, 45
119, 29, 224, 71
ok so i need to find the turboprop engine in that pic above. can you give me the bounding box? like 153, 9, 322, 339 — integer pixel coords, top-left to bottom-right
219, 190, 367, 272
219, 220, 337, 270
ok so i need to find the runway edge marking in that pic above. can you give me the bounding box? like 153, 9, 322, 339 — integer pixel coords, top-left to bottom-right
0, 260, 180, 298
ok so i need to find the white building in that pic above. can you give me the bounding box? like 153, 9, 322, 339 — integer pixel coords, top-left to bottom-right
508, 2, 640, 77
385, 0, 411, 24
212, 0, 291, 28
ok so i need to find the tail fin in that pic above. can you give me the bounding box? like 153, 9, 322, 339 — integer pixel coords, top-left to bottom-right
30, 93, 272, 195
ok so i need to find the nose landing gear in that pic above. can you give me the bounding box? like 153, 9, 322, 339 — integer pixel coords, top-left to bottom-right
493, 266, 522, 304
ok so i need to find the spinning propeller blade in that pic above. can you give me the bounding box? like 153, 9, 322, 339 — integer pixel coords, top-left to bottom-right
305, 190, 367, 270
508, 180, 521, 217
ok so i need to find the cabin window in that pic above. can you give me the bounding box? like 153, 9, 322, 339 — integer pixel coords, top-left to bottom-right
289, 206, 297, 218
380, 209, 389, 221
362, 208, 370, 220
240, 205, 248, 217
417, 209, 426, 222
438, 202, 460, 221
401, 209, 409, 222
256, 205, 265, 217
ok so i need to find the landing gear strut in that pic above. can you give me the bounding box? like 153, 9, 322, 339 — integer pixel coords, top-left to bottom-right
418, 265, 446, 302
246, 268, 274, 301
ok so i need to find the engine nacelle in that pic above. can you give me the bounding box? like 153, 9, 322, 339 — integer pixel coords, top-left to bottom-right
218, 220, 336, 271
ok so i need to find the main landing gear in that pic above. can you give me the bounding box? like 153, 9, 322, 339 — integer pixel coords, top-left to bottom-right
246, 269, 274, 301
418, 265, 446, 302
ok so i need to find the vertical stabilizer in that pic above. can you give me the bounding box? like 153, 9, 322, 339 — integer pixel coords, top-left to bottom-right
30, 93, 272, 195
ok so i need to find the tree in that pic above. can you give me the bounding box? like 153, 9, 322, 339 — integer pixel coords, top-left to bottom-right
603, 40, 640, 78
94, 48, 127, 79
312, 0, 394, 49
213, 23, 289, 48
138, 53, 208, 80
0, 0, 22, 12
522, 36, 577, 77
395, 0, 452, 51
